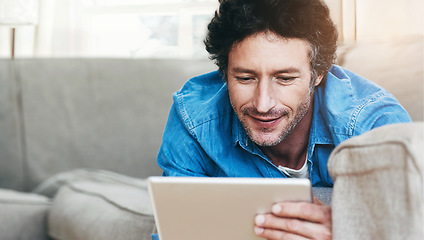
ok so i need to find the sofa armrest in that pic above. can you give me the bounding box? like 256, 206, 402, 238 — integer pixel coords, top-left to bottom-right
0, 189, 51, 240
47, 170, 156, 240
328, 122, 424, 240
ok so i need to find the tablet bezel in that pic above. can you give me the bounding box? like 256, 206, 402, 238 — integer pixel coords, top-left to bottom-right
148, 177, 312, 240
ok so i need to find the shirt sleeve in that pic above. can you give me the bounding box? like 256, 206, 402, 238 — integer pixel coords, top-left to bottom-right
157, 103, 209, 177
353, 93, 412, 135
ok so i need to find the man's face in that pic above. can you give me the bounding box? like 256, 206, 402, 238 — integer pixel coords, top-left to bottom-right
227, 32, 322, 147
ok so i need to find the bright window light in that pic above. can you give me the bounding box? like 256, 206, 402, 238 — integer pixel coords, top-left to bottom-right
0, 0, 219, 58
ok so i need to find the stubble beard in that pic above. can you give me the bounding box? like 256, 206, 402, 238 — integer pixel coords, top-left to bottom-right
236, 89, 314, 147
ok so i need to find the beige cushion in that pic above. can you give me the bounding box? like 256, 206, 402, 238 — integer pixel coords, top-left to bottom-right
0, 189, 51, 240
48, 171, 156, 240
328, 122, 424, 240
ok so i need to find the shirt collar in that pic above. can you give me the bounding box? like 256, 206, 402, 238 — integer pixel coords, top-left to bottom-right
232, 110, 248, 147
309, 88, 334, 146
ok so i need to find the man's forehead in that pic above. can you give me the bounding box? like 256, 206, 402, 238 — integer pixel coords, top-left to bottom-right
227, 33, 311, 75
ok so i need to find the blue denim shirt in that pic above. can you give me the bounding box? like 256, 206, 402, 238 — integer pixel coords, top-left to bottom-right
157, 65, 411, 186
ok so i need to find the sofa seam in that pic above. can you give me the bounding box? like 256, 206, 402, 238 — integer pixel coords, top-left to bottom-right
0, 199, 51, 205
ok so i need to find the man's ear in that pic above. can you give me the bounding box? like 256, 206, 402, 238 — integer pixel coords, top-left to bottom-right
314, 75, 324, 86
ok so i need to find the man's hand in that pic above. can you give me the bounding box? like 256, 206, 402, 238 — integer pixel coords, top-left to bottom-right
254, 197, 332, 240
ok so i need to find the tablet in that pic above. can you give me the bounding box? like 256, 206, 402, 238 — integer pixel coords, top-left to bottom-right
148, 177, 312, 240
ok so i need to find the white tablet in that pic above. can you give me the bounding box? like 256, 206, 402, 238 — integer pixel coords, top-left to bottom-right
148, 176, 312, 240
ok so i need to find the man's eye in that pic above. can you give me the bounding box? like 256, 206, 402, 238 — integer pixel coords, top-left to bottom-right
236, 77, 254, 81
277, 77, 296, 83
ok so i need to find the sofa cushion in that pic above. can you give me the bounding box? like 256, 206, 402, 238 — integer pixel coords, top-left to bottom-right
0, 189, 51, 240
33, 168, 151, 198
328, 122, 423, 240
48, 171, 156, 240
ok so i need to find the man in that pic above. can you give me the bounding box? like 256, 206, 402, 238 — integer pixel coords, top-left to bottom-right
156, 0, 411, 239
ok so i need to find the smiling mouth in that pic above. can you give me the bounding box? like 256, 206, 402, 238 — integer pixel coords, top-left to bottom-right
251, 116, 281, 122
241, 108, 289, 128
248, 114, 286, 128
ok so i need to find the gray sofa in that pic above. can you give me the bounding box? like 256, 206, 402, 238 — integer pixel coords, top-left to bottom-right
0, 36, 422, 240
0, 58, 216, 240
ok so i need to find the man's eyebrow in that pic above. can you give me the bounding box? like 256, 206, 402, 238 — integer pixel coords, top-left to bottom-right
229, 67, 302, 74
273, 68, 302, 74
229, 67, 256, 74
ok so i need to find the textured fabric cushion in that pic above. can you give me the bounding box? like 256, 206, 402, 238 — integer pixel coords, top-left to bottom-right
328, 122, 424, 240
48, 170, 156, 240
312, 187, 332, 206
0, 189, 51, 240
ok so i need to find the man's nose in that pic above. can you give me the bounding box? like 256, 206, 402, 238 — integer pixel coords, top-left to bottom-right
253, 80, 276, 113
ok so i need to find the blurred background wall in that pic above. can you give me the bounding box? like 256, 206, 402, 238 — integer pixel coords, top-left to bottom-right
0, 0, 218, 59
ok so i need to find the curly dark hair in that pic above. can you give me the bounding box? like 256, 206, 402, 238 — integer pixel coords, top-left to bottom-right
204, 0, 338, 82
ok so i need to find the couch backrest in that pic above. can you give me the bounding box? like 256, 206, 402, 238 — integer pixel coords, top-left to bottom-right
0, 61, 26, 190
0, 59, 217, 191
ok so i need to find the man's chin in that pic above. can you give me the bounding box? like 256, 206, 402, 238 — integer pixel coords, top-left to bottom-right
249, 133, 283, 147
